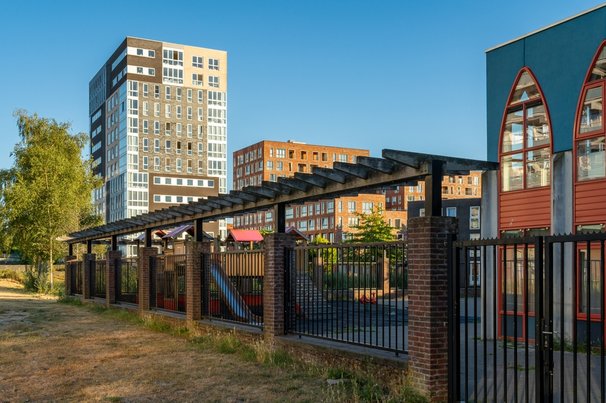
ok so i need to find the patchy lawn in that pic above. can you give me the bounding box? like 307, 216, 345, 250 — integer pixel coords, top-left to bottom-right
0, 280, 329, 402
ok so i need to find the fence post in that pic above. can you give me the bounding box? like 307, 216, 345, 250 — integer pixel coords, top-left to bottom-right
82, 253, 96, 299
138, 247, 157, 312
185, 241, 210, 322
64, 255, 76, 296
263, 233, 296, 338
106, 250, 121, 307
407, 216, 458, 402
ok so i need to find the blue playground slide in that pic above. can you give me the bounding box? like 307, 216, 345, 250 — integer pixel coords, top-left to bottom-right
209, 263, 261, 325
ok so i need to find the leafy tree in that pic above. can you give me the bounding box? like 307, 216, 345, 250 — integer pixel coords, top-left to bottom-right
350, 206, 396, 243
0, 111, 101, 289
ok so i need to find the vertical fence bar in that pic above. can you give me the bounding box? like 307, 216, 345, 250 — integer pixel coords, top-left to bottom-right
524, 244, 530, 403
535, 236, 545, 402
503, 244, 508, 403
573, 240, 578, 402
545, 237, 554, 402
513, 243, 519, 403
560, 240, 565, 400
601, 239, 605, 403
482, 244, 488, 403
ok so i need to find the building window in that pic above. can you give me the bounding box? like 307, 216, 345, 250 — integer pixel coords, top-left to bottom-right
445, 207, 457, 217
208, 76, 219, 87
192, 73, 203, 86
347, 201, 356, 213
470, 206, 480, 229
576, 44, 606, 181
500, 69, 551, 191
192, 56, 203, 68
208, 58, 219, 70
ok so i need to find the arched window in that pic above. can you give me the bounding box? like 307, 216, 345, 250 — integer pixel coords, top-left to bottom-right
576, 44, 606, 181
500, 69, 552, 191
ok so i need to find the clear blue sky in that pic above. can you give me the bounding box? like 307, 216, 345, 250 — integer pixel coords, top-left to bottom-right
0, 0, 602, 186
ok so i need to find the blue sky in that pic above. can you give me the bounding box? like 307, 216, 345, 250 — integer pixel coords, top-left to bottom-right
0, 0, 602, 185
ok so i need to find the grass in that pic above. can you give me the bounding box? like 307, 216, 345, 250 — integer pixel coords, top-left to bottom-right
57, 295, 427, 402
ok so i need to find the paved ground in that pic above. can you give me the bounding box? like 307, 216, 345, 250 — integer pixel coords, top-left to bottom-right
0, 280, 332, 402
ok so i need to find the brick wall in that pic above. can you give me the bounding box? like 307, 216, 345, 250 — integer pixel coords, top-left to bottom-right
138, 247, 158, 312
263, 233, 296, 338
407, 216, 457, 401
185, 241, 211, 322
106, 250, 122, 307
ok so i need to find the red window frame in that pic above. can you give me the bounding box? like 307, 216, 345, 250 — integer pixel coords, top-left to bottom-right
498, 67, 553, 194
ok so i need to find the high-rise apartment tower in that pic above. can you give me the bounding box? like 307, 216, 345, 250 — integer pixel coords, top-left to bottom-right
89, 37, 228, 237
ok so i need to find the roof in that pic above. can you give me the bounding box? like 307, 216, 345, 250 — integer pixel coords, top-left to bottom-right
486, 3, 606, 52
226, 229, 264, 243
286, 227, 308, 241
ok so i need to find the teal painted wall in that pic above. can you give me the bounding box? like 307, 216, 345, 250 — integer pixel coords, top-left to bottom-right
486, 7, 606, 161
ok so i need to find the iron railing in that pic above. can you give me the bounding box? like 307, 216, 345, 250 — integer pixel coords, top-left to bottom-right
117, 258, 138, 303
449, 233, 606, 402
70, 261, 83, 295
93, 260, 106, 298
288, 241, 407, 354
151, 254, 187, 313
202, 250, 264, 328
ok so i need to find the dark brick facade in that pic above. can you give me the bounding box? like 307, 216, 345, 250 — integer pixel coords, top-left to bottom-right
138, 247, 158, 312
106, 250, 122, 306
263, 233, 296, 337
407, 216, 457, 401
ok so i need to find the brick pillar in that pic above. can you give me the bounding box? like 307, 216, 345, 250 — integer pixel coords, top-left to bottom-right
407, 216, 457, 402
64, 255, 76, 296
263, 233, 296, 338
82, 254, 96, 299
185, 241, 211, 322
138, 247, 158, 312
106, 250, 122, 307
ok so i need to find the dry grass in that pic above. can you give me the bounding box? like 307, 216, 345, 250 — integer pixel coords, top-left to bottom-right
0, 280, 427, 402
0, 279, 326, 402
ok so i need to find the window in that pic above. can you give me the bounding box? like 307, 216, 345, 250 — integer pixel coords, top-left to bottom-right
276, 148, 286, 158
208, 58, 219, 70
197, 90, 203, 103
187, 106, 192, 120
445, 207, 457, 217
142, 120, 149, 134
142, 83, 148, 97
470, 206, 480, 229
209, 76, 219, 87
576, 44, 606, 181
154, 121, 160, 135
154, 85, 160, 99
187, 88, 192, 102
348, 201, 356, 213
267, 160, 273, 170
192, 73, 203, 86
176, 87, 181, 101
154, 102, 160, 117
197, 107, 203, 121
500, 69, 551, 191
165, 86, 171, 100
192, 56, 203, 68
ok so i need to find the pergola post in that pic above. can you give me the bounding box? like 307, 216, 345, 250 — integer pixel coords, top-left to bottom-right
407, 215, 458, 401
64, 252, 76, 296
263, 232, 296, 338
138, 246, 157, 312
82, 252, 95, 299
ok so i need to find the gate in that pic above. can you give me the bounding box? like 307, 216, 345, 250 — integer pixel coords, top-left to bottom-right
449, 233, 606, 402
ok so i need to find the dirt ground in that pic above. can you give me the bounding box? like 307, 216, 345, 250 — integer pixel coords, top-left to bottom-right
0, 280, 330, 402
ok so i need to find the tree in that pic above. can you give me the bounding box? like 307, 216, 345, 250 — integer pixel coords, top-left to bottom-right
349, 206, 396, 243
0, 111, 101, 289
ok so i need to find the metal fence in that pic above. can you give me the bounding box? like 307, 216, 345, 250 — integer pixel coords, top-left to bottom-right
70, 261, 83, 295
202, 250, 264, 328
117, 258, 138, 303
93, 260, 106, 298
449, 233, 606, 402
151, 254, 187, 313
288, 241, 407, 354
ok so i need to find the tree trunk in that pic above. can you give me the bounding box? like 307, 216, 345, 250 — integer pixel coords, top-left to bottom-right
49, 237, 54, 289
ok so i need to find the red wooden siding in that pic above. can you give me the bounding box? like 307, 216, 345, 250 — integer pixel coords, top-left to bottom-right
499, 187, 551, 230
574, 179, 606, 225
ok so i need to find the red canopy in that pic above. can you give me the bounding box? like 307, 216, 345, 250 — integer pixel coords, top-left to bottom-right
226, 229, 264, 243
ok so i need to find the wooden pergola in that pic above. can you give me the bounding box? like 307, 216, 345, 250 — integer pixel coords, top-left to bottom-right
65, 149, 497, 252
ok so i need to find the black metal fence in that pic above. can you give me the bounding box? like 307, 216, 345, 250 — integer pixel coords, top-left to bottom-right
449, 233, 606, 402
70, 261, 83, 295
151, 254, 187, 313
117, 258, 138, 303
93, 260, 106, 298
288, 241, 407, 354
202, 250, 264, 328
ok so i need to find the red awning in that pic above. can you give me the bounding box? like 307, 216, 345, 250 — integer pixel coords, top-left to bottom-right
226, 229, 264, 243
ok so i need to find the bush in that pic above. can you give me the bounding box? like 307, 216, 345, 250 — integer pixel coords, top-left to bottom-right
22, 268, 62, 294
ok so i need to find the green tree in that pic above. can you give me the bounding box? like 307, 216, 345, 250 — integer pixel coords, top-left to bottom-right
350, 206, 396, 243
0, 111, 101, 289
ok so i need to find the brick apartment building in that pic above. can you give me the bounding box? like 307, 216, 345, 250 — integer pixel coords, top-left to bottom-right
385, 171, 482, 211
